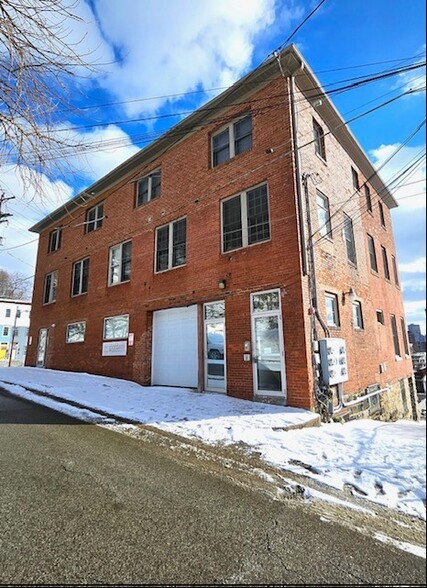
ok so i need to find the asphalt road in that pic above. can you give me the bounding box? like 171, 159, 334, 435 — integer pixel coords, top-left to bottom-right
0, 389, 425, 585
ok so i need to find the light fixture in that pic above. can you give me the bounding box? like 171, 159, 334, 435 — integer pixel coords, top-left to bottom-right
218, 279, 226, 290
342, 287, 356, 304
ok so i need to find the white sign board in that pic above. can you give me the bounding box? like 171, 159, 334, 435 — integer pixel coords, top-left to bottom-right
102, 340, 127, 357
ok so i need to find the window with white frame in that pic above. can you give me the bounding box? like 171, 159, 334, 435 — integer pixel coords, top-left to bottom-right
103, 314, 129, 340
222, 183, 270, 252
381, 246, 390, 280
316, 191, 332, 237
367, 234, 378, 272
400, 318, 409, 356
43, 271, 58, 304
66, 321, 86, 343
392, 255, 399, 286
212, 114, 252, 167
48, 228, 61, 252
85, 202, 104, 233
72, 258, 89, 296
313, 118, 326, 160
155, 217, 187, 272
351, 167, 360, 191
325, 293, 340, 327
136, 170, 161, 207
109, 241, 132, 285
365, 185, 372, 212
390, 314, 401, 357
352, 301, 364, 329
343, 213, 357, 266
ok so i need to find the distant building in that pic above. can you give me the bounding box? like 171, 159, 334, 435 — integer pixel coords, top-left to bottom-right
0, 298, 31, 364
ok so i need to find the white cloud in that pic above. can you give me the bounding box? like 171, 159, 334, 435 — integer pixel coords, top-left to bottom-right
90, 0, 279, 115
395, 45, 426, 95
399, 257, 426, 274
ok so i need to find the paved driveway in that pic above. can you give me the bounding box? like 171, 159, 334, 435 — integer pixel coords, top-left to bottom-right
0, 390, 425, 585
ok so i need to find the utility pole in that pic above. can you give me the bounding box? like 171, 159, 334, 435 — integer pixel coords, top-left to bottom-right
7, 306, 19, 367
0, 193, 15, 225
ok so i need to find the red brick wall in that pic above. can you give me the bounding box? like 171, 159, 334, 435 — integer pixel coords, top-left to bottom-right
26, 74, 412, 412
26, 77, 313, 408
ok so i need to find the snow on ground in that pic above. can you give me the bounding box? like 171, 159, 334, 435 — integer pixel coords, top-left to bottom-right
0, 367, 425, 520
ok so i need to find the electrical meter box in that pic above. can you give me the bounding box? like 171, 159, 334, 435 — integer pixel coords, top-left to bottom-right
318, 338, 348, 386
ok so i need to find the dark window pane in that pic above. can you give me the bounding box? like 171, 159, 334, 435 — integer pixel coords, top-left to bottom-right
222, 195, 242, 252
172, 218, 186, 267
137, 177, 149, 206
247, 184, 270, 245
368, 235, 378, 272
82, 258, 89, 293
121, 242, 132, 282
343, 214, 356, 265
365, 185, 372, 212
234, 115, 252, 155
379, 202, 386, 227
382, 246, 390, 280
401, 318, 409, 355
151, 172, 161, 200
212, 128, 230, 167
391, 315, 401, 356
156, 226, 169, 272
352, 167, 360, 190
43, 274, 51, 303
72, 262, 81, 296
313, 119, 326, 160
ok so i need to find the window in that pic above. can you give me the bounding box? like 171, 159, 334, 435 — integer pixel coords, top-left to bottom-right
343, 214, 357, 265
2, 327, 9, 337
136, 170, 161, 206
155, 217, 187, 272
43, 271, 58, 304
352, 301, 364, 329
85, 202, 104, 233
392, 255, 399, 286
365, 185, 372, 212
222, 183, 270, 253
399, 379, 408, 412
381, 246, 390, 280
5, 309, 11, 318
48, 228, 61, 252
325, 293, 340, 327
72, 258, 89, 296
103, 315, 129, 340
390, 314, 401, 357
379, 201, 386, 227
351, 167, 360, 190
316, 191, 332, 237
109, 241, 132, 285
252, 290, 280, 312
66, 322, 86, 343
367, 234, 378, 272
313, 118, 326, 160
401, 318, 409, 355
212, 114, 252, 167
376, 309, 385, 324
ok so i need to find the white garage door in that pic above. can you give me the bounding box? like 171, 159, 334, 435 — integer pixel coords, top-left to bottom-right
152, 305, 198, 388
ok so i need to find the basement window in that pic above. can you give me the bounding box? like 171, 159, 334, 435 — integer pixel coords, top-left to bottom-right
212, 114, 252, 167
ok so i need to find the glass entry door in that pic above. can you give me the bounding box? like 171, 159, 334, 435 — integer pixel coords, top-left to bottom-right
204, 302, 226, 392
36, 328, 48, 368
251, 290, 286, 397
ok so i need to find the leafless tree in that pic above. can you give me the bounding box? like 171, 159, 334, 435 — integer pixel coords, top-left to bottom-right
0, 0, 96, 195
0, 268, 32, 299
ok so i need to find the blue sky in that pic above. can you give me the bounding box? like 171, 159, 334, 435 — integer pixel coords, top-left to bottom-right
1, 0, 425, 331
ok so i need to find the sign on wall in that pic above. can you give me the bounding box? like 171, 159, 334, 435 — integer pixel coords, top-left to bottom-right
102, 340, 127, 357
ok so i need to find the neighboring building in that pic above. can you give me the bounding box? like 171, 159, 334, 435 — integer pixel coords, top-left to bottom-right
0, 298, 31, 364
25, 45, 415, 420
412, 352, 426, 372
408, 324, 426, 353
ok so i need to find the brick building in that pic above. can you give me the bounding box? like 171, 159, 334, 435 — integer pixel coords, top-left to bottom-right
26, 45, 416, 420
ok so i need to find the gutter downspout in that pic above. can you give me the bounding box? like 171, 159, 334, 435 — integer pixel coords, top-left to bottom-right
289, 74, 308, 276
